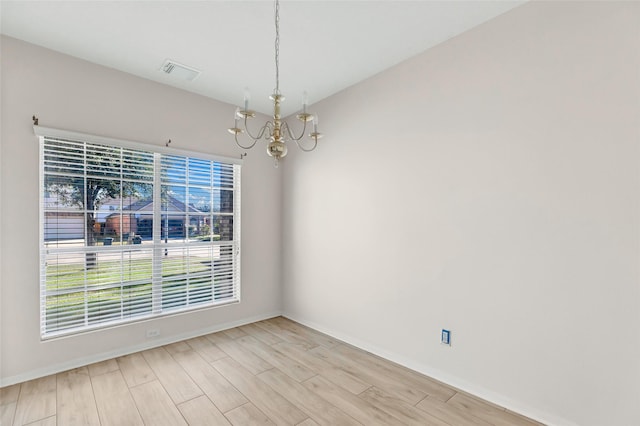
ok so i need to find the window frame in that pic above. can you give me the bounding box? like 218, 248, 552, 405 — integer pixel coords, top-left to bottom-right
36, 126, 242, 340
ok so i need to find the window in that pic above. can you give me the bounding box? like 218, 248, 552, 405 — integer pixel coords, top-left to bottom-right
37, 128, 241, 339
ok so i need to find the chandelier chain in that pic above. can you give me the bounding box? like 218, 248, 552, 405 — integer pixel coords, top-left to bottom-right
274, 0, 280, 94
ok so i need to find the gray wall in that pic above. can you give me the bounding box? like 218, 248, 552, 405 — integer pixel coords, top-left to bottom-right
282, 2, 640, 425
0, 36, 282, 384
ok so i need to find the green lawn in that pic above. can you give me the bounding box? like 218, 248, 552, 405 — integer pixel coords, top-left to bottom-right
46, 257, 210, 290
44, 257, 215, 332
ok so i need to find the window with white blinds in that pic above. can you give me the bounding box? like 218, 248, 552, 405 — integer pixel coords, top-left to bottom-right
38, 129, 241, 339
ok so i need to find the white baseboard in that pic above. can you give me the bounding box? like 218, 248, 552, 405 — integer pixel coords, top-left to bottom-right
282, 311, 575, 426
0, 311, 281, 387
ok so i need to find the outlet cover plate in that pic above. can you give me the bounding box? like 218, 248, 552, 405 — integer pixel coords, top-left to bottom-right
441, 329, 451, 345
146, 329, 160, 338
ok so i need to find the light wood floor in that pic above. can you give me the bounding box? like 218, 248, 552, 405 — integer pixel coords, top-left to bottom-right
1, 317, 543, 426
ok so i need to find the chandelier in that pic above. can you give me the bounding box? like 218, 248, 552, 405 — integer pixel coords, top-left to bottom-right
228, 0, 322, 167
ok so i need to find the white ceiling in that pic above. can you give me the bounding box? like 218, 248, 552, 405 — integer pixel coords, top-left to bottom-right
1, 0, 525, 116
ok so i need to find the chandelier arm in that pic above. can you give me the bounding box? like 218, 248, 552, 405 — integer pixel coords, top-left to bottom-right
281, 121, 292, 141
243, 115, 271, 141
283, 119, 308, 141
294, 137, 318, 152
234, 132, 258, 150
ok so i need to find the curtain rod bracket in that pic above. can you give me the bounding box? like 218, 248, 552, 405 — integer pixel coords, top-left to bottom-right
33, 115, 39, 126
166, 139, 171, 147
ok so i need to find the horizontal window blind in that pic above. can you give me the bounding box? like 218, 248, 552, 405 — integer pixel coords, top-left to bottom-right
39, 133, 241, 339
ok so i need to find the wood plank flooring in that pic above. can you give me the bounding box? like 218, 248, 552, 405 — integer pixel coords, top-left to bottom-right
0, 317, 543, 425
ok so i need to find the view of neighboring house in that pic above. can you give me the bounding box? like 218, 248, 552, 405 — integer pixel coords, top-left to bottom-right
102, 196, 206, 240
44, 194, 212, 242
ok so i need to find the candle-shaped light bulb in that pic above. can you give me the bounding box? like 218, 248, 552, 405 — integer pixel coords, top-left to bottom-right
243, 87, 250, 111
302, 91, 309, 114
234, 107, 240, 127
313, 114, 318, 133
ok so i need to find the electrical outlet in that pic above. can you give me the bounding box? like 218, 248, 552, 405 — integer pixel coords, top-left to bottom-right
146, 329, 160, 338
441, 329, 451, 346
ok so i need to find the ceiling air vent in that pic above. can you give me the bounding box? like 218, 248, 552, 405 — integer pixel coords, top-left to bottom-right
160, 60, 201, 82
